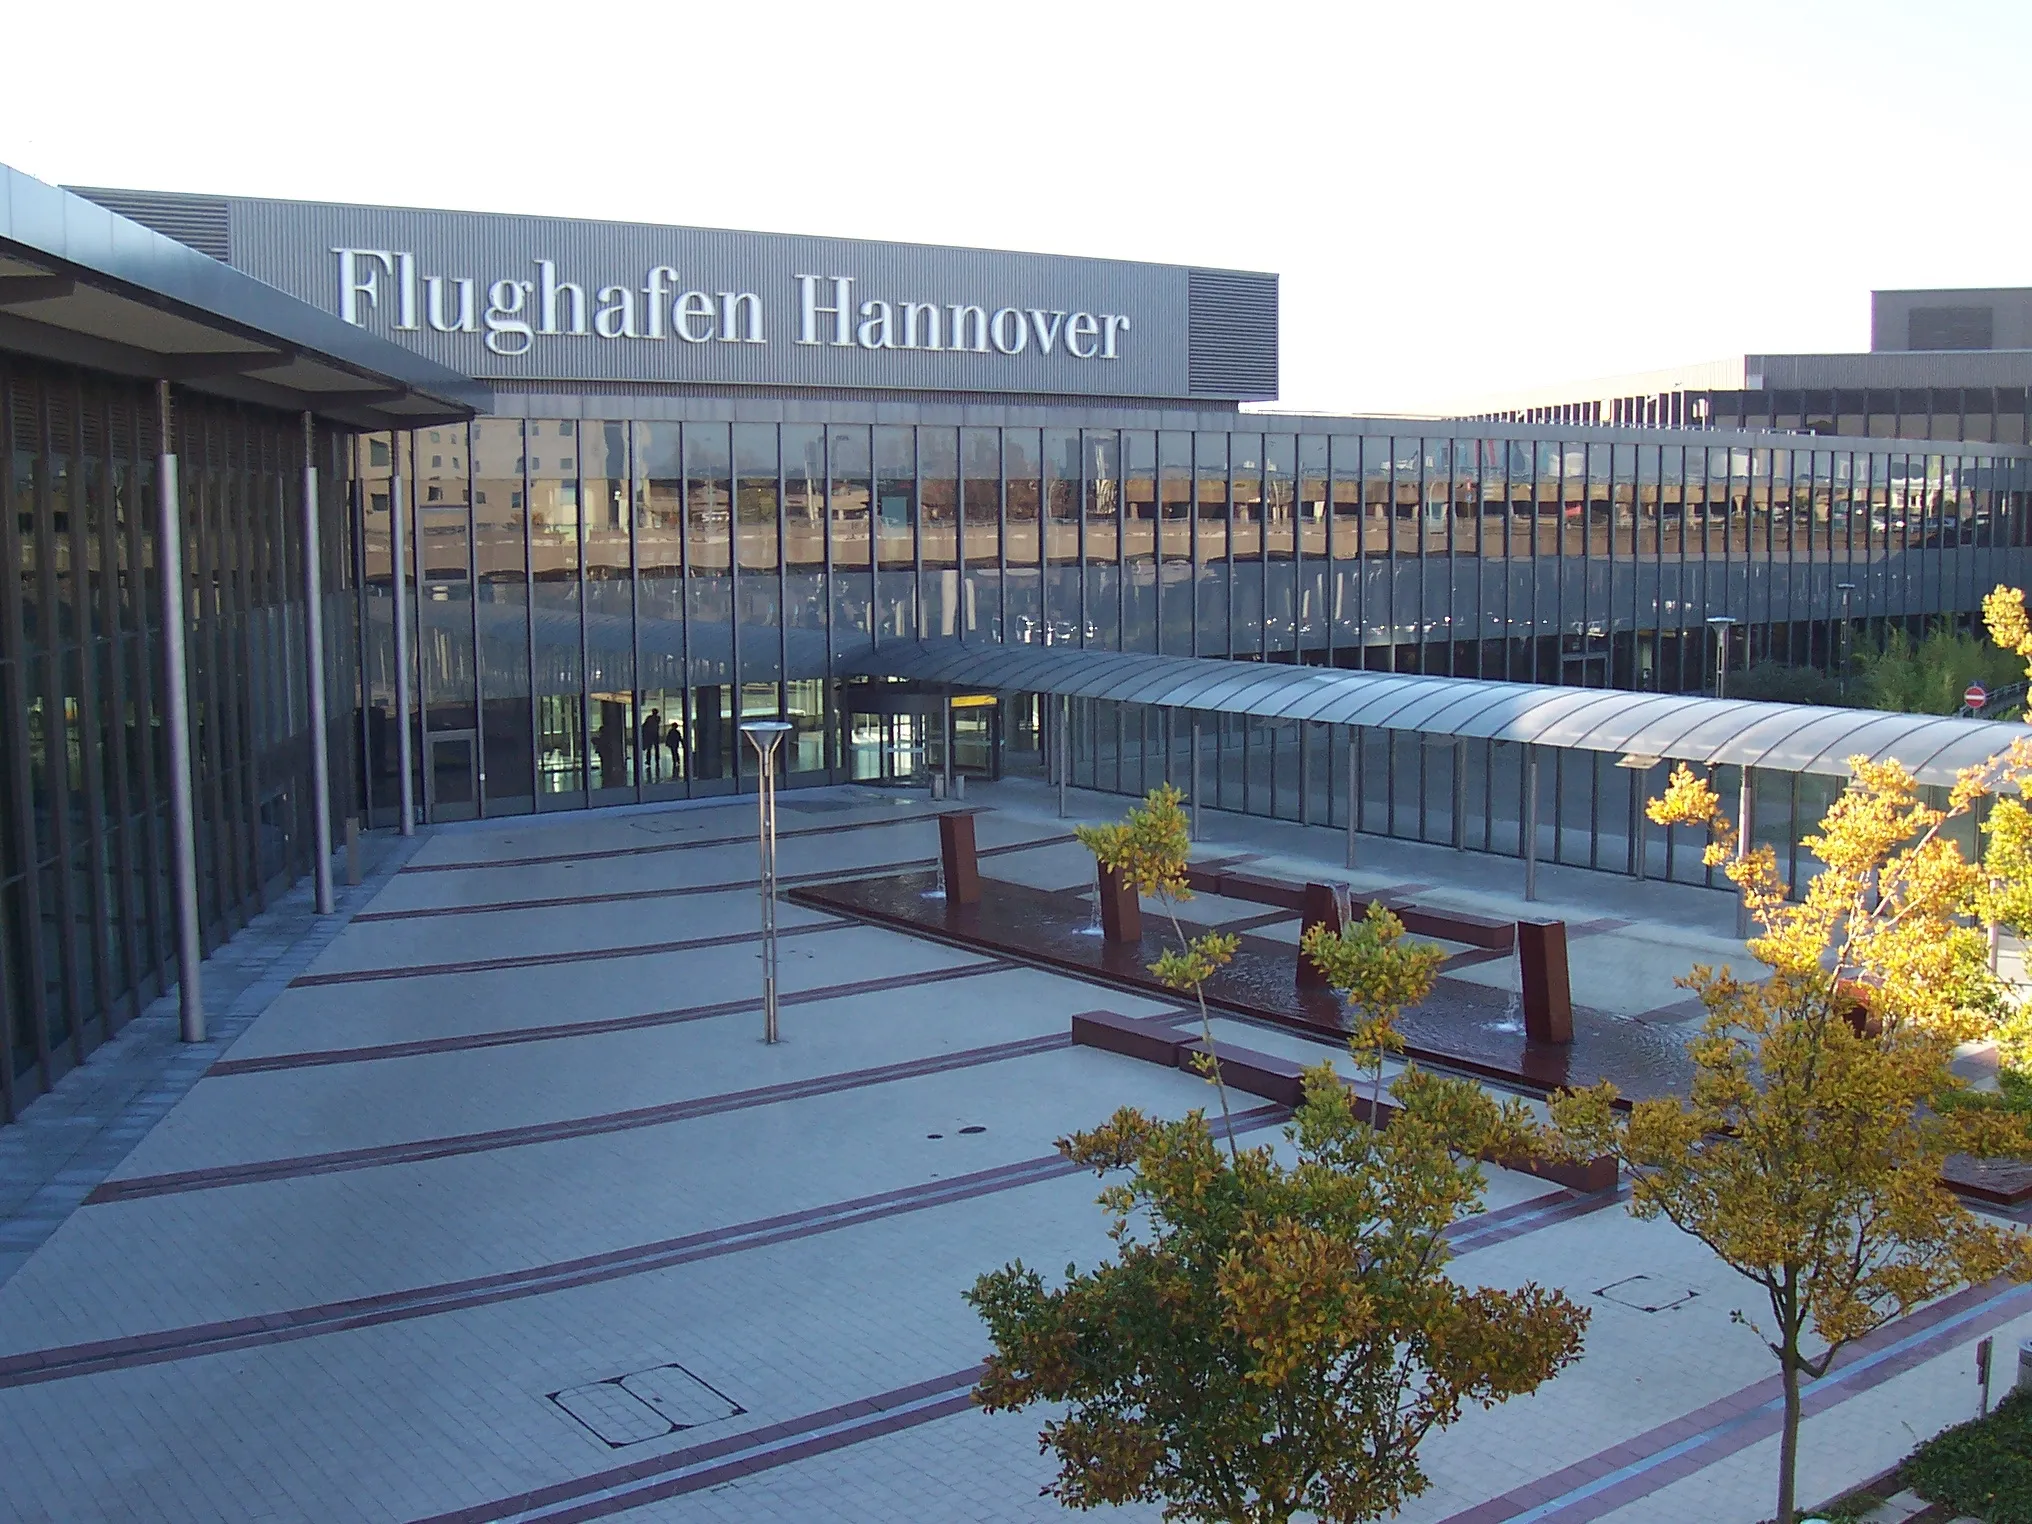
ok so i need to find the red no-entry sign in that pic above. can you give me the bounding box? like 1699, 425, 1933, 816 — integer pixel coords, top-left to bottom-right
1966, 683, 1988, 710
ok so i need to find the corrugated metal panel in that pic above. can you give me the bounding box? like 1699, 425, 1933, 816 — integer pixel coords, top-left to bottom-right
1188, 270, 1277, 399
66, 187, 230, 262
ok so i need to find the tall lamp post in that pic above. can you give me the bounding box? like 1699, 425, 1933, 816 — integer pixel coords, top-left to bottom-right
1705, 616, 1738, 700
1836, 582, 1857, 702
742, 720, 793, 1044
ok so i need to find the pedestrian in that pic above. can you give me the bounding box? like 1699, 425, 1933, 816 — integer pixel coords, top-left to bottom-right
640, 709, 662, 780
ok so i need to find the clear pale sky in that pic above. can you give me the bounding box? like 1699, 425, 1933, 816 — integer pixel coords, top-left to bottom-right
5, 0, 2024, 415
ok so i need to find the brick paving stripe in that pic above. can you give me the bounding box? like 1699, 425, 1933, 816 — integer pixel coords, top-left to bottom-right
1435, 1276, 2032, 1524
408, 1368, 988, 1524
353, 833, 1073, 924
92, 1023, 1060, 1203
399, 811, 971, 874
211, 960, 1010, 1077
293, 914, 863, 985
399, 1177, 1628, 1524
5, 1105, 1294, 1391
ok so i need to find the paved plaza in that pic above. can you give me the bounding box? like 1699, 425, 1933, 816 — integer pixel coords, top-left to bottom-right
0, 782, 2021, 1523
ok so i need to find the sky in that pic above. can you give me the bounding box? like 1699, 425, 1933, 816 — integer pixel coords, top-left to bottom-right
5, 0, 2027, 415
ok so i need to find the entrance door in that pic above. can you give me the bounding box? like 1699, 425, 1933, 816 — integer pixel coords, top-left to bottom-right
425, 729, 480, 823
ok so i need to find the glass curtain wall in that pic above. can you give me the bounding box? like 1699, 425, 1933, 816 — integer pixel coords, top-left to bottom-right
0, 356, 348, 1121
345, 415, 2032, 826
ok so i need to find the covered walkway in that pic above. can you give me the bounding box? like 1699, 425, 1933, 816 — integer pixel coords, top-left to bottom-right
851, 642, 2032, 890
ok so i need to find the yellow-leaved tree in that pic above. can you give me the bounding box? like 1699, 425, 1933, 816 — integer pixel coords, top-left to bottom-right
974, 791, 1589, 1522
1552, 586, 2032, 1524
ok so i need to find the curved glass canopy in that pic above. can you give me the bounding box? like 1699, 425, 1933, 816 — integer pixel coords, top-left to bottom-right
849, 642, 2030, 786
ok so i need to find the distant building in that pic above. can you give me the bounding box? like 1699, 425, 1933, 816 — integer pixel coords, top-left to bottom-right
1456, 288, 2032, 444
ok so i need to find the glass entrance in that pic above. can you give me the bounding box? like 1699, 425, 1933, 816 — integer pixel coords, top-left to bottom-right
426, 729, 480, 822
847, 711, 927, 783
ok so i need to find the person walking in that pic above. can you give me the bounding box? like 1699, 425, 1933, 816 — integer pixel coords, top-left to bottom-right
640, 708, 662, 781
665, 720, 686, 780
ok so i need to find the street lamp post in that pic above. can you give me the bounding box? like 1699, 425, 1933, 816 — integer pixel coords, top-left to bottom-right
1836, 583, 1857, 702
742, 720, 794, 1044
1705, 616, 1738, 700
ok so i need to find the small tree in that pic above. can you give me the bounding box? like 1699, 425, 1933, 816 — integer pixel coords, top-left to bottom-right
970, 895, 1589, 1523
1552, 750, 2032, 1524
1075, 785, 1241, 1154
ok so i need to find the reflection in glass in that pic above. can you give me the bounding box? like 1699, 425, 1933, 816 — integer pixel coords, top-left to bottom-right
528, 421, 584, 806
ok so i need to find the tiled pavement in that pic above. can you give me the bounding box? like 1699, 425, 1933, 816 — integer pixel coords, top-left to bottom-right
0, 783, 2019, 1523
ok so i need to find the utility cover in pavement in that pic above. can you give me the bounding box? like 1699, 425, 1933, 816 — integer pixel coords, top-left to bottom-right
551, 1363, 744, 1448
1595, 1274, 1699, 1313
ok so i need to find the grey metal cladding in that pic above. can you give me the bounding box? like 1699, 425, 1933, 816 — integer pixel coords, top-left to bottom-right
1187, 270, 1277, 399
66, 187, 230, 262
78, 191, 1280, 403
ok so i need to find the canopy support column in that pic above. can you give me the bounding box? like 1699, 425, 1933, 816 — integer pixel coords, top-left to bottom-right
302, 414, 335, 915
1736, 767, 1754, 939
390, 466, 415, 836
156, 381, 203, 1043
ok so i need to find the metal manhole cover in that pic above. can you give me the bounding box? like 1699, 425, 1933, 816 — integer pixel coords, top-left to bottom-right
551, 1363, 744, 1448
1595, 1274, 1698, 1314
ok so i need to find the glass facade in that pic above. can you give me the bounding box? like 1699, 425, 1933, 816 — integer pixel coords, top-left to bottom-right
0, 355, 352, 1120
351, 410, 2032, 824
4, 365, 2029, 1122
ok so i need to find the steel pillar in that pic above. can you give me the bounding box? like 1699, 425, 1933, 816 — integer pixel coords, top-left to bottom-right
390, 465, 415, 836
156, 381, 203, 1042
302, 414, 335, 914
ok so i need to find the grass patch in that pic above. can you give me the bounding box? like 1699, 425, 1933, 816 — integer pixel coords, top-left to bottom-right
1903, 1387, 2032, 1523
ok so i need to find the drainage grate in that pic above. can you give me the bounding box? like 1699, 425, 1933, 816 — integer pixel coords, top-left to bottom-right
1595, 1274, 1698, 1314
551, 1363, 744, 1448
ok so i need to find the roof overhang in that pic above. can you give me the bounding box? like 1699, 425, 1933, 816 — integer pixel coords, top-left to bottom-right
0, 165, 486, 430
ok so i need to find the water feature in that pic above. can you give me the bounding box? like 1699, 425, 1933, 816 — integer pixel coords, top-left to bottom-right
1075, 863, 1105, 936
1490, 940, 1525, 1034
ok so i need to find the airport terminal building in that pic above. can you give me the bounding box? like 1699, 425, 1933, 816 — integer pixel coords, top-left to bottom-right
75, 188, 2032, 832
4, 169, 2031, 1120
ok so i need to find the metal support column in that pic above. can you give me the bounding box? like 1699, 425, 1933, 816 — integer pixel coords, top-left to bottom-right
1452, 737, 1467, 850
1056, 693, 1069, 817
941, 687, 954, 798
390, 465, 415, 835
1524, 746, 1540, 902
301, 414, 335, 914
1345, 730, 1357, 869
156, 382, 204, 1042
1736, 767, 1754, 939
1190, 718, 1202, 841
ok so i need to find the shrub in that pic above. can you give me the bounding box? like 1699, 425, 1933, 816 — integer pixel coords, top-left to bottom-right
1903, 1387, 2032, 1523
